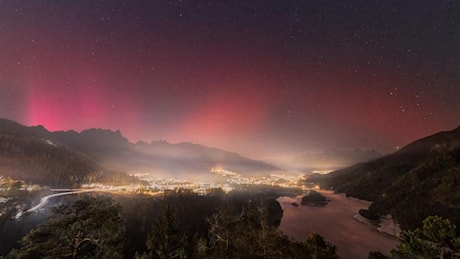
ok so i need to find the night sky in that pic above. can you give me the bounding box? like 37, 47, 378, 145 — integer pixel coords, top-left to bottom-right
1, 0, 459, 162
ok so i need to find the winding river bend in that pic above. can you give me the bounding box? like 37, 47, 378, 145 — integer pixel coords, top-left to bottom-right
277, 190, 400, 258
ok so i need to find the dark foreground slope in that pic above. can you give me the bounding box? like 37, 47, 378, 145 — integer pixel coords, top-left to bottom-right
310, 126, 460, 229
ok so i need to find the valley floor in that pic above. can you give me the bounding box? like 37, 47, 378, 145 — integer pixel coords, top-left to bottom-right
277, 190, 400, 258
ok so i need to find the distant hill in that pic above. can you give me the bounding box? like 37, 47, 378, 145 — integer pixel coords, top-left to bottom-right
0, 118, 284, 184
290, 149, 382, 172
310, 126, 460, 229
130, 141, 283, 178
50, 127, 283, 179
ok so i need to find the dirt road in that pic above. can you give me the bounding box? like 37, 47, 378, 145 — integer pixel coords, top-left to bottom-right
277, 191, 400, 258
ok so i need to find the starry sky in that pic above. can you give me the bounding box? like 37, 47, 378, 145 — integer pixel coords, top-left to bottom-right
1, 0, 459, 162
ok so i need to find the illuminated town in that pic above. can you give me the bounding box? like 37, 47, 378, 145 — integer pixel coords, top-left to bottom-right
1, 169, 311, 218
125, 168, 308, 195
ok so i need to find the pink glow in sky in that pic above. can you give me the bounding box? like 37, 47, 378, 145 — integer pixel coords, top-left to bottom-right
1, 1, 459, 161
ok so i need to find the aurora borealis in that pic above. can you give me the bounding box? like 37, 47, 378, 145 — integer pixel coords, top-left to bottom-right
1, 0, 459, 162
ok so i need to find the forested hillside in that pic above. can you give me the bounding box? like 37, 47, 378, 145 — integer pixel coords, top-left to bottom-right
310, 126, 460, 230
0, 119, 137, 187
0, 132, 98, 187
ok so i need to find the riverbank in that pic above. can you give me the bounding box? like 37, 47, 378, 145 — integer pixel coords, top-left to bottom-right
277, 190, 400, 258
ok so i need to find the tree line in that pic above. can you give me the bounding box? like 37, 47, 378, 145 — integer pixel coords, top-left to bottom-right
3, 188, 459, 258
3, 188, 338, 258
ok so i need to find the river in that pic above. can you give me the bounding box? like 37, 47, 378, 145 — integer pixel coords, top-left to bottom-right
277, 190, 400, 258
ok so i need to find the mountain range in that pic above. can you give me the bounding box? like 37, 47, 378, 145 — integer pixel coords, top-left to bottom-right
310, 125, 460, 229
0, 118, 284, 186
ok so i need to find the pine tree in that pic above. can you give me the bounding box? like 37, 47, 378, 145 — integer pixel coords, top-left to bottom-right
390, 216, 460, 258
144, 203, 187, 258
7, 196, 125, 258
